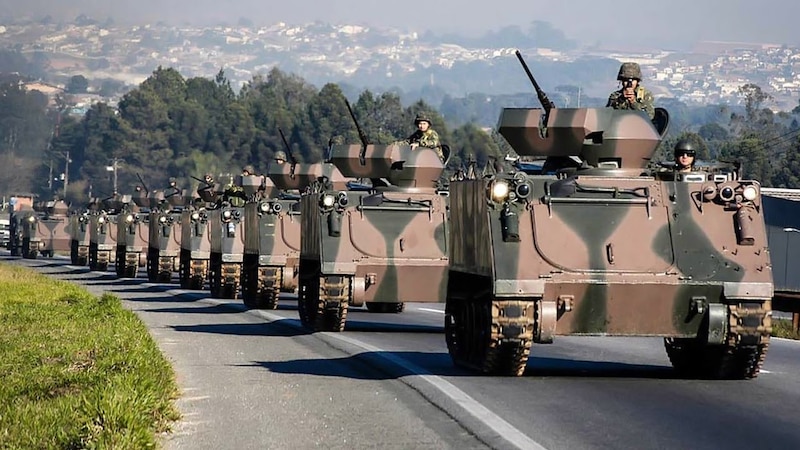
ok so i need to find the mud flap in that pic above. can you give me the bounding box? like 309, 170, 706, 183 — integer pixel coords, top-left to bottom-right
707, 303, 728, 345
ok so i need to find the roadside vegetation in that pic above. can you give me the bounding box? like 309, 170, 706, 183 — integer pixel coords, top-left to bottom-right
772, 318, 800, 340
0, 263, 179, 448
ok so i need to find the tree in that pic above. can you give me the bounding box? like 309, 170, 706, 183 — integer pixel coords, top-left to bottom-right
65, 75, 89, 94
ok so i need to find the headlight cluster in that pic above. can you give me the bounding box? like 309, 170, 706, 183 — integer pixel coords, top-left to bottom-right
702, 182, 760, 204
220, 209, 241, 223
487, 177, 534, 203
258, 201, 283, 214
319, 192, 349, 210
124, 213, 140, 224
78, 215, 88, 223
26, 216, 36, 223
97, 216, 106, 224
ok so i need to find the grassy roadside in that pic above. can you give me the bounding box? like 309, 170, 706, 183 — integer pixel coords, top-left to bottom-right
0, 263, 179, 448
772, 318, 800, 340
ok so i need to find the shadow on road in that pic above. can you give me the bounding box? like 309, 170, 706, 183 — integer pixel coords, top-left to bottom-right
172, 321, 311, 338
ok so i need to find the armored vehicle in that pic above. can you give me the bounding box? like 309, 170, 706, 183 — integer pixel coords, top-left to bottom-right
7, 194, 35, 257
69, 207, 92, 265
242, 162, 346, 309
88, 196, 122, 271
298, 142, 450, 332
115, 192, 150, 278
445, 80, 772, 378
32, 199, 71, 258
146, 186, 187, 282
208, 175, 249, 299
179, 191, 213, 290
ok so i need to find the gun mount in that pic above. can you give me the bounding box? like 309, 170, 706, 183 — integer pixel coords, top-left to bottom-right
328, 143, 444, 190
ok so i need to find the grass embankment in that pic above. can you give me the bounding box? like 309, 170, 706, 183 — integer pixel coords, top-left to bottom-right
772, 318, 800, 340
0, 263, 179, 448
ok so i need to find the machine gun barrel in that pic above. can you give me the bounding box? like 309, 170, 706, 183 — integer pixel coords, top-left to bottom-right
278, 128, 299, 165
345, 99, 370, 148
515, 50, 556, 114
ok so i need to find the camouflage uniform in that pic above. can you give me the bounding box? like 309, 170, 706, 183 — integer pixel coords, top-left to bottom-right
406, 113, 444, 161
607, 86, 655, 119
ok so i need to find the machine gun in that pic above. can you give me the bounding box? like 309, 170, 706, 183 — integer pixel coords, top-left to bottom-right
278, 127, 299, 179
515, 50, 556, 127
136, 172, 150, 196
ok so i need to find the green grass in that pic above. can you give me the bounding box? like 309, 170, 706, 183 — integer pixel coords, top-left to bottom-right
772, 318, 800, 340
0, 263, 180, 449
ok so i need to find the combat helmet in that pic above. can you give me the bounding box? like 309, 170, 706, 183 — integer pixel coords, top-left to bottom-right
242, 164, 255, 175
274, 151, 287, 163
673, 139, 697, 157
414, 112, 432, 125
617, 62, 642, 80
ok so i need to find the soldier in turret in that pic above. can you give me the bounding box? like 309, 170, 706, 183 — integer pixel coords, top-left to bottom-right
673, 139, 697, 173
607, 62, 655, 119
273, 151, 287, 166
406, 112, 444, 161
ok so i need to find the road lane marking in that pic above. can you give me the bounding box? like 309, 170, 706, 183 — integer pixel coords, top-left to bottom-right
417, 307, 445, 314
160, 286, 546, 450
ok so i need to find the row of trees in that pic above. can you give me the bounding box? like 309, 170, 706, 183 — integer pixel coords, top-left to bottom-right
4, 65, 800, 204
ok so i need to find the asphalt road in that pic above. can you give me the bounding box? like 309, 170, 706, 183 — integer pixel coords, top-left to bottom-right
7, 254, 800, 450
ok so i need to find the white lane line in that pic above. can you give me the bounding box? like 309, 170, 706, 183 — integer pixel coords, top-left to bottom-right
774, 337, 800, 345
417, 307, 445, 314
168, 290, 545, 450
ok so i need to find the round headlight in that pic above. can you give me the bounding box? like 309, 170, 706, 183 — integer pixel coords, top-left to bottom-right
515, 182, 531, 199
159, 216, 167, 223
259, 201, 270, 213
322, 194, 335, 208
337, 192, 349, 207
743, 185, 758, 201
27, 216, 36, 223
98, 217, 106, 224
125, 214, 134, 223
191, 212, 200, 221
222, 210, 232, 220
272, 202, 283, 213
491, 180, 510, 202
719, 186, 736, 202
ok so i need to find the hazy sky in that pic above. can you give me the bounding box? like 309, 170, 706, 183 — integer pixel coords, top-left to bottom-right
4, 0, 800, 49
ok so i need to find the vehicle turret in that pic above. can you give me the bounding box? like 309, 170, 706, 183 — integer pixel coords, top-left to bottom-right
268, 161, 349, 192
328, 143, 444, 190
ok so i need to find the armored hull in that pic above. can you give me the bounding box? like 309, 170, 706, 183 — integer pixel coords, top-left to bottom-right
19, 211, 41, 259
115, 206, 149, 278
146, 210, 182, 282
445, 107, 773, 379
298, 144, 449, 332
209, 206, 245, 299
88, 212, 117, 271
69, 213, 91, 265
179, 206, 211, 290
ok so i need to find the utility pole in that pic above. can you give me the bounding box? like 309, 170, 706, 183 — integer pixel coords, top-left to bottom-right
62, 148, 70, 199
108, 157, 122, 194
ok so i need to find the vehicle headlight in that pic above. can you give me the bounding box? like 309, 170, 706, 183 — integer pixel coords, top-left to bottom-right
159, 216, 167, 223
98, 217, 106, 224
259, 201, 270, 213
191, 212, 200, 221
490, 180, 510, 202
321, 194, 335, 208
27, 216, 36, 223
222, 210, 232, 220
125, 214, 134, 223
742, 185, 759, 201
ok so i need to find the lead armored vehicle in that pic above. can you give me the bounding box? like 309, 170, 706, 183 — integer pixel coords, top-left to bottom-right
445, 59, 772, 379
69, 205, 93, 265
298, 141, 450, 332
146, 185, 187, 282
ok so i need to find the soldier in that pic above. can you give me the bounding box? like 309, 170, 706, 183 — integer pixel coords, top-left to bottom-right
606, 62, 655, 119
242, 165, 255, 176
224, 174, 246, 207
274, 151, 287, 165
673, 139, 697, 173
406, 113, 444, 162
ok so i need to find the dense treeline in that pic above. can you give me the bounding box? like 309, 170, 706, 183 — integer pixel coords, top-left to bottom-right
45, 67, 505, 202
4, 65, 800, 205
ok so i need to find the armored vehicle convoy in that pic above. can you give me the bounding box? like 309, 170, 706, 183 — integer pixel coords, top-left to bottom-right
146, 185, 188, 282
445, 73, 772, 378
115, 192, 150, 278
33, 199, 71, 258
88, 196, 122, 271
298, 142, 450, 332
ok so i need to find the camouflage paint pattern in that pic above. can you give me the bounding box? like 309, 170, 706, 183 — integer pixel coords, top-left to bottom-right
88, 209, 118, 271
446, 107, 773, 379
299, 144, 449, 331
